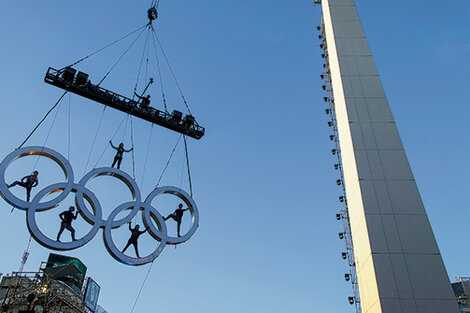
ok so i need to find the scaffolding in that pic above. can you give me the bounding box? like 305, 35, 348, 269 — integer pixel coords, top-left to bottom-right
0, 263, 91, 313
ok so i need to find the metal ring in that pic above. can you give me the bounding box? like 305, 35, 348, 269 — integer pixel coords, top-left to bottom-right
0, 146, 74, 211
0, 147, 199, 266
145, 186, 199, 245
27, 182, 101, 251
103, 202, 167, 266
76, 167, 141, 227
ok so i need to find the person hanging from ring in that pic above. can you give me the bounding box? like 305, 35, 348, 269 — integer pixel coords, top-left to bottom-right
7, 170, 39, 202
57, 206, 80, 242
122, 221, 149, 258
164, 203, 190, 237
109, 140, 133, 169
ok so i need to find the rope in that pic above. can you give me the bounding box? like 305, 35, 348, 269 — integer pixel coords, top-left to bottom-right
150, 26, 168, 112
130, 116, 136, 180
83, 106, 107, 175
97, 26, 148, 87
130, 261, 154, 313
64, 24, 148, 70
93, 114, 128, 169
183, 136, 193, 197
150, 27, 191, 115
17, 91, 68, 149
155, 134, 182, 187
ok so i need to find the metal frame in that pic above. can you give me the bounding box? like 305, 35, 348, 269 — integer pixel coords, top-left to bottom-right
44, 67, 205, 140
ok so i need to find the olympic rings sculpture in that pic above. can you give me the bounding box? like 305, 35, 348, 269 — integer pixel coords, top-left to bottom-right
0, 146, 199, 266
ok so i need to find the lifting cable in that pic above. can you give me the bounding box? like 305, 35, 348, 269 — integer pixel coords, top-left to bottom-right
17, 91, 68, 150
63, 24, 148, 70
150, 27, 192, 116
83, 107, 107, 175
183, 136, 193, 197
155, 134, 182, 187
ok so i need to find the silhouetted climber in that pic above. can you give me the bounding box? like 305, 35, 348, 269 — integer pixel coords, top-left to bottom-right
134, 92, 151, 111
109, 140, 133, 169
122, 222, 149, 258
57, 206, 80, 242
164, 203, 190, 237
7, 171, 39, 202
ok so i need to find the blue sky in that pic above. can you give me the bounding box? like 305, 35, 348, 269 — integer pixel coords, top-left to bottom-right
0, 1, 469, 312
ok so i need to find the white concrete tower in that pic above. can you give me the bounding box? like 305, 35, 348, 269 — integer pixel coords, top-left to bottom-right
320, 0, 459, 312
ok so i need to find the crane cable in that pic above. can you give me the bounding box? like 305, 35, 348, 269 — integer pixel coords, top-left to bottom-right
63, 24, 148, 70
98, 26, 149, 87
